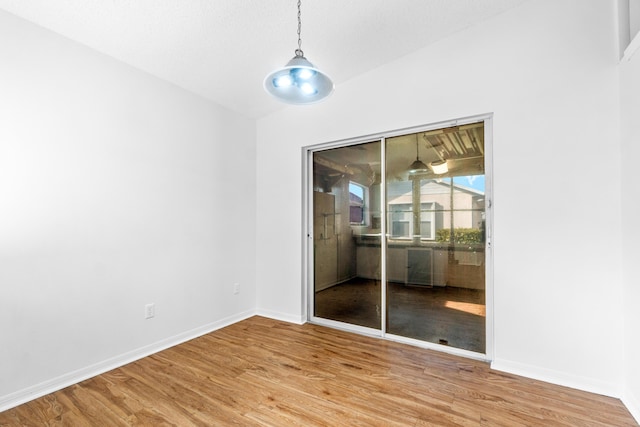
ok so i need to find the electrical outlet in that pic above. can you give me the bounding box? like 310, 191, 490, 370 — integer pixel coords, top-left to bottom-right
145, 303, 155, 319
233, 283, 240, 295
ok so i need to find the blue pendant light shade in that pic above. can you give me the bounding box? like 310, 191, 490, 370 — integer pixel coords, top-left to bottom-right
264, 0, 334, 104
264, 52, 334, 104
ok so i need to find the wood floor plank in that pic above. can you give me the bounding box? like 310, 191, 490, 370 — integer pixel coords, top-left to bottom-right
0, 316, 636, 426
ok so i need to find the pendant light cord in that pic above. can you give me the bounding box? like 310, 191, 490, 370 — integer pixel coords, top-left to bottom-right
295, 0, 304, 57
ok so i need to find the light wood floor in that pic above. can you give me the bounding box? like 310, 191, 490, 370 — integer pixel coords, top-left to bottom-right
0, 316, 636, 426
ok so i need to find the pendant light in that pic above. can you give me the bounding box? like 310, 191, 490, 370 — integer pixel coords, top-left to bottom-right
408, 135, 429, 174
264, 0, 334, 104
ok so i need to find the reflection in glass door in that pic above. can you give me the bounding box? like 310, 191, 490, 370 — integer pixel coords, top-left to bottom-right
312, 141, 382, 330
385, 124, 486, 353
309, 119, 488, 355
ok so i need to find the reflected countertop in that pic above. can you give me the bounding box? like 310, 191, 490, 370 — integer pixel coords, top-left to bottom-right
353, 234, 485, 251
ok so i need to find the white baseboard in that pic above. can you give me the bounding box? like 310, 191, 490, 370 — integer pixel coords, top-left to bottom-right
256, 308, 305, 325
491, 358, 621, 399
622, 387, 640, 425
0, 309, 256, 413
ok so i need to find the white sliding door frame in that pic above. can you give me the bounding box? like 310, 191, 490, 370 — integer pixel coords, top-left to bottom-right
303, 113, 494, 362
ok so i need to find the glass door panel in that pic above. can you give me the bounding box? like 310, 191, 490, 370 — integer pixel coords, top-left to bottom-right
385, 124, 486, 353
312, 141, 382, 330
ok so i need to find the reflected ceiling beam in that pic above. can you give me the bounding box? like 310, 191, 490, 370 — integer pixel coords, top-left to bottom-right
314, 156, 357, 175
421, 122, 483, 137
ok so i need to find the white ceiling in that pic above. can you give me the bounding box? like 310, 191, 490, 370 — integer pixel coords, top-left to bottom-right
0, 0, 527, 118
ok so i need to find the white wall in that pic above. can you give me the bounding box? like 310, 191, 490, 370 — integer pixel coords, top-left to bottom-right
0, 10, 256, 409
632, 0, 640, 39
257, 0, 624, 396
620, 38, 640, 421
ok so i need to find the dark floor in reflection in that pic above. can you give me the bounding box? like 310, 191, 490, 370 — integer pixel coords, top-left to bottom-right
315, 278, 485, 353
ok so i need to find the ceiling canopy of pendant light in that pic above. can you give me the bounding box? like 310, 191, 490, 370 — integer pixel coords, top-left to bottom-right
264, 0, 334, 104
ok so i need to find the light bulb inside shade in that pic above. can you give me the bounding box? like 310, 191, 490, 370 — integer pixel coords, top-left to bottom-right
295, 68, 315, 80
300, 82, 316, 95
274, 74, 293, 87
264, 55, 334, 104
430, 159, 448, 174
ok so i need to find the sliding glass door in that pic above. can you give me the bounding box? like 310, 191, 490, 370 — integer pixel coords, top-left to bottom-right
385, 124, 486, 353
309, 119, 489, 356
312, 141, 382, 331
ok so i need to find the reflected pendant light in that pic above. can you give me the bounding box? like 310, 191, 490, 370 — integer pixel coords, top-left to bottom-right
264, 0, 334, 104
408, 136, 429, 174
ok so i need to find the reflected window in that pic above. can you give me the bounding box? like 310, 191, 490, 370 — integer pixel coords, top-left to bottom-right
349, 182, 366, 225
420, 220, 432, 238
389, 200, 435, 239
